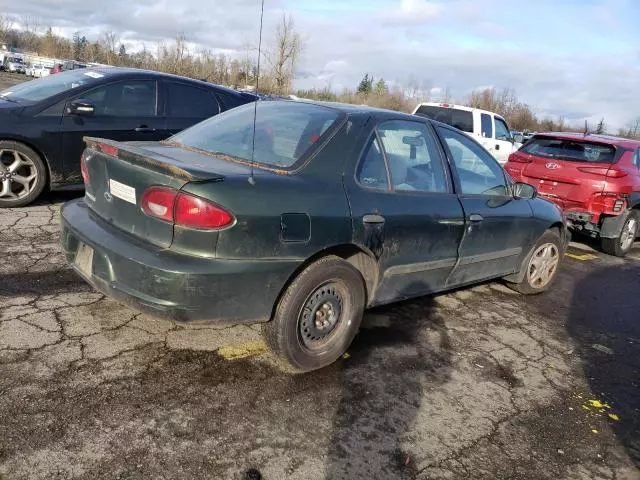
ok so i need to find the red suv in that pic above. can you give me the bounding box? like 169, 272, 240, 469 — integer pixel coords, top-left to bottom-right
505, 133, 640, 257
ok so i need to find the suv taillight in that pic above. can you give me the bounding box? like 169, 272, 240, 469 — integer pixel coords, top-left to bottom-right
80, 152, 90, 185
141, 187, 234, 229
508, 152, 532, 164
577, 166, 627, 178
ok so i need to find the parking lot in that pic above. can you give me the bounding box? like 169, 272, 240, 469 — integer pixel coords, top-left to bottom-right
0, 192, 638, 479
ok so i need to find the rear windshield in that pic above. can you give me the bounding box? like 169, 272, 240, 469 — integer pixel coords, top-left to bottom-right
414, 105, 473, 133
170, 101, 342, 169
521, 137, 617, 164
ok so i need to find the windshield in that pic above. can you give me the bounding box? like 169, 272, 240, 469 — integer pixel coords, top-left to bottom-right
170, 101, 342, 169
9, 57, 23, 64
521, 137, 617, 164
0, 69, 106, 103
414, 105, 473, 133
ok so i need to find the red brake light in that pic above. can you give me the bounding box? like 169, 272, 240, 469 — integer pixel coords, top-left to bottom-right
175, 193, 233, 229
100, 143, 119, 157
577, 166, 627, 178
141, 186, 177, 222
141, 187, 233, 229
508, 153, 532, 164
440, 103, 451, 108
80, 153, 90, 185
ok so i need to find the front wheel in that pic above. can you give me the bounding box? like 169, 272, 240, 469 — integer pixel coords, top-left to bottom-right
262, 256, 366, 372
0, 141, 47, 208
508, 229, 563, 295
601, 211, 638, 257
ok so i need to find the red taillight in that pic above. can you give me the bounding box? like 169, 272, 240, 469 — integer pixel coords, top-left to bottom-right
141, 187, 233, 229
175, 193, 233, 229
577, 166, 627, 178
80, 153, 90, 185
141, 186, 176, 222
508, 153, 532, 164
99, 143, 119, 157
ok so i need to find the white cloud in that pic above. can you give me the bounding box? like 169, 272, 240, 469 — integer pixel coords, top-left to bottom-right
383, 0, 444, 25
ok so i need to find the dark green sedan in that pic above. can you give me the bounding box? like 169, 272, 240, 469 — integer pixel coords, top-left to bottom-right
60, 101, 569, 372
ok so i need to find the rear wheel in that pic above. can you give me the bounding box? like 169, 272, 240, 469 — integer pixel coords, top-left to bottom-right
0, 141, 47, 208
262, 256, 366, 372
601, 211, 638, 257
508, 229, 563, 295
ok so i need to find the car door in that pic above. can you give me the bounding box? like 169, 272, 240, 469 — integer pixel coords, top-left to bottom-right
345, 118, 465, 305
59, 79, 164, 183
493, 116, 515, 164
161, 81, 221, 137
435, 124, 537, 287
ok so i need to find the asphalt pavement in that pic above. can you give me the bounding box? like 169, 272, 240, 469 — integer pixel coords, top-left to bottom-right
0, 192, 639, 480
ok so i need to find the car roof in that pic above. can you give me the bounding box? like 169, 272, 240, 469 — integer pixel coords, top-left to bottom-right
413, 101, 506, 120
533, 131, 640, 149
85, 66, 253, 98
290, 99, 425, 121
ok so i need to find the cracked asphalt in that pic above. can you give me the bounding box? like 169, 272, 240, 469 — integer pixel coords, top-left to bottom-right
0, 192, 639, 480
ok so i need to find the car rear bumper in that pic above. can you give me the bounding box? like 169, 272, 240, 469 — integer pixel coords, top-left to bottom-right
60, 199, 301, 324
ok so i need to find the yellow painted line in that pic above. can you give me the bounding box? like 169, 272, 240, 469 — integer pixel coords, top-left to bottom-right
566, 252, 598, 261
218, 341, 268, 360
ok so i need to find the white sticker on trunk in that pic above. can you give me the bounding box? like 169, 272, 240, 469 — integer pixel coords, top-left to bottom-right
109, 179, 137, 204
84, 71, 104, 79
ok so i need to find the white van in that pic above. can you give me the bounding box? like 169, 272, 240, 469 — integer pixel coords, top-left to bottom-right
412, 102, 522, 164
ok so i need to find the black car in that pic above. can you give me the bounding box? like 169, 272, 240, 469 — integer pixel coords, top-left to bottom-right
0, 67, 256, 207
60, 100, 569, 372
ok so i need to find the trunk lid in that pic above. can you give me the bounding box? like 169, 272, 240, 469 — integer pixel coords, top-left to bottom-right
82, 137, 245, 248
512, 136, 619, 211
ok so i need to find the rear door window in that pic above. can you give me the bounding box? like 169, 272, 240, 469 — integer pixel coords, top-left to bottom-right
414, 105, 473, 133
166, 82, 220, 118
376, 120, 448, 193
521, 137, 617, 163
481, 113, 493, 138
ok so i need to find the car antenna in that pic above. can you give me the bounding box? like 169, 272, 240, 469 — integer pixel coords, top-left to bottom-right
249, 0, 265, 186
584, 120, 589, 136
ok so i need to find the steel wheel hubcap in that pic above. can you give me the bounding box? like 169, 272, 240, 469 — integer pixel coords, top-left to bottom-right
527, 243, 559, 288
299, 283, 343, 348
0, 149, 38, 200
620, 218, 637, 250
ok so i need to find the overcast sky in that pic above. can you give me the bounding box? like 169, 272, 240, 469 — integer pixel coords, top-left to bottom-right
4, 0, 640, 129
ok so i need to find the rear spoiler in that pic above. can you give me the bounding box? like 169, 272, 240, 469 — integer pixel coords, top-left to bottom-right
83, 137, 224, 182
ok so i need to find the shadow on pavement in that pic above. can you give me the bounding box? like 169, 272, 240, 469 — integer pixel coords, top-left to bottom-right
568, 262, 640, 468
31, 190, 83, 207
324, 283, 453, 479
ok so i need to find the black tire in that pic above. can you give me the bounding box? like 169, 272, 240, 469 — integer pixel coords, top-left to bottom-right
601, 211, 639, 257
508, 229, 563, 295
0, 140, 47, 208
262, 255, 366, 372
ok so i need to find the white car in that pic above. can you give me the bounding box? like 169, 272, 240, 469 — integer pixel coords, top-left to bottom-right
4, 56, 26, 74
412, 102, 522, 164
34, 64, 52, 78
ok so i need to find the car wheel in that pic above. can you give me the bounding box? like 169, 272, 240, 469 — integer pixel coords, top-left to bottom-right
601, 211, 638, 257
262, 255, 366, 372
0, 141, 47, 208
508, 229, 563, 295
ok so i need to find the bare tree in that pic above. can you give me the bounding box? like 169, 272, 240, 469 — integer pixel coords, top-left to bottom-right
0, 15, 14, 42
100, 30, 120, 64
269, 13, 302, 94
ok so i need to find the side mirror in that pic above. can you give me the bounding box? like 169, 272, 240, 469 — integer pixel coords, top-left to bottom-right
513, 134, 524, 143
67, 99, 95, 116
512, 182, 537, 200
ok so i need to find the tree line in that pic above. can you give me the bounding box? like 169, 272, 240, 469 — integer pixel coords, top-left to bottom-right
1, 13, 638, 138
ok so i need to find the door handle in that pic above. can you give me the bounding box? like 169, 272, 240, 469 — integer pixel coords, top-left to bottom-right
495, 144, 500, 150
363, 214, 385, 225
469, 214, 484, 222
134, 126, 156, 132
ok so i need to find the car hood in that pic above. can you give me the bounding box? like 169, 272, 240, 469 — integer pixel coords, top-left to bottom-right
0, 99, 22, 112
